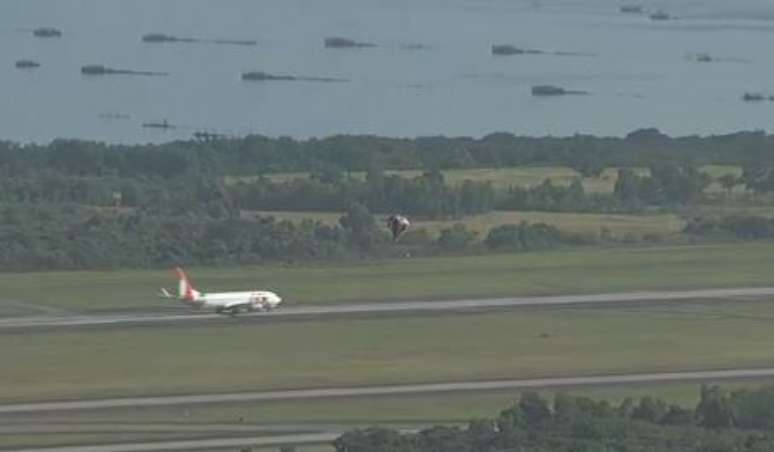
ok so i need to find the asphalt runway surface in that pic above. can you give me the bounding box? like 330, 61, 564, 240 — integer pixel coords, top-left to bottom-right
3, 286, 774, 331
0, 422, 360, 435
2, 432, 340, 452
4, 367, 774, 415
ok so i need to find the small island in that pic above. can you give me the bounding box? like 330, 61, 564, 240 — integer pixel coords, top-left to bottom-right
142, 33, 193, 43
531, 85, 588, 96
241, 71, 347, 83
142, 119, 174, 129
81, 65, 168, 77
98, 112, 130, 120
324, 37, 376, 48
492, 44, 543, 56
742, 92, 765, 102
242, 72, 296, 81
142, 33, 256, 46
33, 27, 62, 38
492, 44, 592, 58
400, 43, 429, 50
15, 59, 41, 69
649, 11, 670, 20
695, 53, 713, 62
211, 39, 257, 46
620, 5, 644, 14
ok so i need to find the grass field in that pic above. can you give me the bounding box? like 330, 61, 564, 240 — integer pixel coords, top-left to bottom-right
3, 241, 774, 314
247, 210, 685, 240
231, 165, 741, 194
230, 167, 619, 193
681, 203, 774, 218
5, 298, 774, 403
7, 381, 762, 426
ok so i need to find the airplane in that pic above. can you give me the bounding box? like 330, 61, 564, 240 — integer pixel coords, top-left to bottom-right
158, 267, 282, 315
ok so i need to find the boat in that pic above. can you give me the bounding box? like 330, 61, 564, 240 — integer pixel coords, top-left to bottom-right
33, 27, 62, 38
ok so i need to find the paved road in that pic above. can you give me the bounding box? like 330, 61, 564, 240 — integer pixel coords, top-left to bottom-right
0, 422, 339, 434
2, 432, 340, 452
4, 367, 774, 414
3, 286, 774, 330
0, 421, 431, 435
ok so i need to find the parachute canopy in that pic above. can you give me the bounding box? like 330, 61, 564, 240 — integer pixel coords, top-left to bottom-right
386, 214, 410, 241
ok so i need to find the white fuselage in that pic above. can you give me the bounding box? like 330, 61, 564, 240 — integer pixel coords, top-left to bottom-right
193, 290, 282, 312
164, 267, 282, 315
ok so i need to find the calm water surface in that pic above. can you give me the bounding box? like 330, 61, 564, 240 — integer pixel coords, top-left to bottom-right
2, 0, 774, 143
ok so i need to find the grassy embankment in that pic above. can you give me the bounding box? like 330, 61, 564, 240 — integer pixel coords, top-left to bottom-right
3, 241, 774, 314
5, 297, 774, 403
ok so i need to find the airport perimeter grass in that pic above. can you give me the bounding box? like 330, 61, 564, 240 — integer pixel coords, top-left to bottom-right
8, 382, 761, 427
5, 299, 774, 403
3, 241, 774, 314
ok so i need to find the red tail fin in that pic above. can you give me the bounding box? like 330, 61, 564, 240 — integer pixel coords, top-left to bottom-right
175, 267, 196, 301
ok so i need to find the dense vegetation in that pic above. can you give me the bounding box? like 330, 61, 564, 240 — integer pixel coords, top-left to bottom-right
3, 129, 772, 177
334, 385, 774, 452
0, 201, 592, 270
2, 129, 774, 270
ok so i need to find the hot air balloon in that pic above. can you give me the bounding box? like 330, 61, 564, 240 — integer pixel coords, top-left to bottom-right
386, 214, 410, 241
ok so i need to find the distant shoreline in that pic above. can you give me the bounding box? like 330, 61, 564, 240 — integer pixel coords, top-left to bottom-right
2, 128, 770, 147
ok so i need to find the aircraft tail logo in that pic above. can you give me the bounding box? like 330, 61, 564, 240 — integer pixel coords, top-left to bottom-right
175, 267, 199, 301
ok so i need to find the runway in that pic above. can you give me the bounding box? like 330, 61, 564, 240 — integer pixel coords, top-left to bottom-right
4, 367, 774, 414
3, 286, 774, 330
2, 432, 340, 452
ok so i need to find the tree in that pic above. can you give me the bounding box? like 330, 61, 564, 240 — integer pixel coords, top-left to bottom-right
519, 391, 552, 427
613, 168, 643, 205
339, 202, 381, 249
648, 163, 710, 204
437, 224, 477, 251
631, 396, 668, 423
660, 404, 695, 426
696, 385, 735, 429
718, 174, 738, 195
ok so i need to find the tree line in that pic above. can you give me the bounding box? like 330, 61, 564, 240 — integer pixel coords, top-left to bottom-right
333, 385, 774, 452
0, 202, 592, 271
4, 130, 774, 270
0, 162, 729, 219
2, 128, 774, 178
